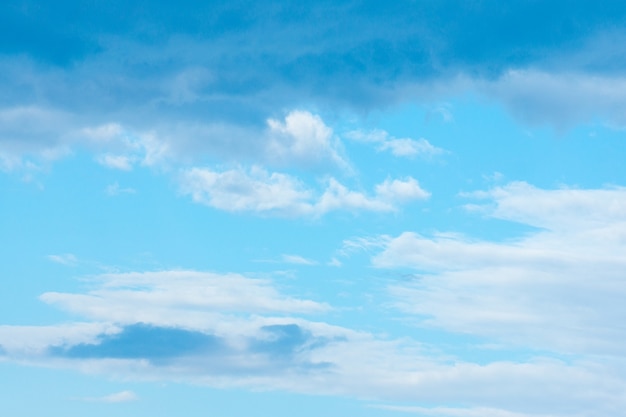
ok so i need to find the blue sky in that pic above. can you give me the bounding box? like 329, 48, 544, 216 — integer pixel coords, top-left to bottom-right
2, 1, 626, 416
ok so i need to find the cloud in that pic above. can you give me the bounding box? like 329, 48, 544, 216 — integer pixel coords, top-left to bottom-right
2, 2, 625, 166
1, 267, 625, 415
0, 106, 73, 171
346, 129, 444, 158
281, 255, 318, 266
0, 322, 119, 354
40, 270, 329, 325
0, 110, 150, 172
180, 166, 429, 217
96, 154, 135, 171
373, 182, 626, 355
481, 70, 626, 128
47, 253, 78, 266
82, 390, 138, 403
369, 405, 550, 417
266, 110, 348, 169
375, 178, 431, 202
180, 166, 314, 216
105, 182, 136, 196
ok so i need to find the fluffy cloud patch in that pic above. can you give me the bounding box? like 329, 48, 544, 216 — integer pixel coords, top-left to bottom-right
180, 167, 429, 217
180, 166, 314, 216
266, 110, 348, 169
375, 177, 431, 202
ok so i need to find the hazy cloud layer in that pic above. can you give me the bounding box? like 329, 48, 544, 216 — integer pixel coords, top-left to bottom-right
0, 268, 624, 416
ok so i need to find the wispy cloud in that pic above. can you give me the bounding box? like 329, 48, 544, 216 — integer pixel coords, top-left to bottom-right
105, 182, 136, 196
80, 390, 138, 403
346, 129, 444, 158
369, 404, 545, 417
280, 254, 318, 266
47, 253, 78, 266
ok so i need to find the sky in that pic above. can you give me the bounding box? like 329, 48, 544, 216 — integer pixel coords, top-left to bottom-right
2, 1, 626, 416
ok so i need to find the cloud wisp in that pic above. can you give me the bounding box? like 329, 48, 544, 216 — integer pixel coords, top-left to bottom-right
80, 390, 138, 403
346, 129, 444, 158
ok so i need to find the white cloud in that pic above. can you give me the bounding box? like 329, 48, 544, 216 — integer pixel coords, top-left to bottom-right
266, 110, 348, 169
315, 178, 393, 213
82, 390, 138, 403
96, 154, 135, 171
180, 166, 314, 216
370, 405, 552, 417
281, 254, 318, 265
47, 253, 78, 266
346, 129, 444, 158
40, 270, 329, 327
374, 182, 626, 355
180, 166, 428, 217
375, 177, 431, 202
0, 322, 119, 354
0, 110, 160, 172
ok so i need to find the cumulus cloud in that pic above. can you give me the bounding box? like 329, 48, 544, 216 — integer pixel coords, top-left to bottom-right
266, 110, 348, 169
180, 166, 429, 217
375, 177, 431, 202
373, 182, 626, 355
346, 129, 444, 158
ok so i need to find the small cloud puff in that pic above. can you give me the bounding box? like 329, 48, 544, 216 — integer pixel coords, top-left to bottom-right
346, 129, 444, 158
375, 177, 431, 202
